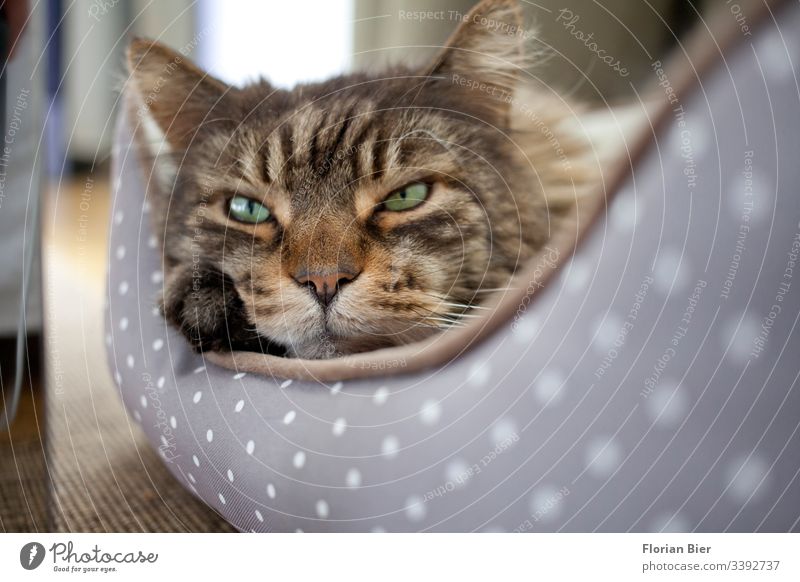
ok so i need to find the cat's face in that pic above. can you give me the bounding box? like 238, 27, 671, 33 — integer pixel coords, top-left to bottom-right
129, 0, 548, 358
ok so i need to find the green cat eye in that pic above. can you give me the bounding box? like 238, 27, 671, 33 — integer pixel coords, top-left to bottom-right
229, 195, 271, 224
383, 182, 430, 212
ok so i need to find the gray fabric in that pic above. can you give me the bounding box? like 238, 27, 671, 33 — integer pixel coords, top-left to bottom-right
106, 7, 800, 532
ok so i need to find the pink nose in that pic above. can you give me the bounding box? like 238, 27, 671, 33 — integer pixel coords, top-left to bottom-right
293, 269, 358, 307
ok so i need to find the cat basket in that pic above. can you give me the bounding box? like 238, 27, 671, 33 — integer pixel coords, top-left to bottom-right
106, 2, 800, 532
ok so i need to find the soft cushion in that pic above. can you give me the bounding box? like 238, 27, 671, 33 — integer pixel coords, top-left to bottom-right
106, 5, 800, 532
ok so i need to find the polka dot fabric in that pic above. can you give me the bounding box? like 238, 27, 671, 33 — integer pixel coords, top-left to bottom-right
106, 9, 800, 532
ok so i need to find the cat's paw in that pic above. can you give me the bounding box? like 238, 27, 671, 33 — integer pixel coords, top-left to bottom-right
161, 267, 281, 354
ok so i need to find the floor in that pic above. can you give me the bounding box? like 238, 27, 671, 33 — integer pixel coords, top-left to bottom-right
0, 172, 233, 532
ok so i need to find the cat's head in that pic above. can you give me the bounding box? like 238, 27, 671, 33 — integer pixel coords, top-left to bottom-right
127, 0, 551, 359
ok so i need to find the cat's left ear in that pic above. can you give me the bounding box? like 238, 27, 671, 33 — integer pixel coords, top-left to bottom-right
424, 0, 525, 124
126, 37, 233, 149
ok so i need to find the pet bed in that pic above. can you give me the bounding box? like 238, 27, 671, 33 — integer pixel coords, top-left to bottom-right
106, 1, 800, 531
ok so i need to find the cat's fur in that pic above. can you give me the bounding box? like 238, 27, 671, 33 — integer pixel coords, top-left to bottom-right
126, 0, 593, 359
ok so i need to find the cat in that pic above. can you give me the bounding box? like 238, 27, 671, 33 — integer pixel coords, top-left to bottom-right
125, 0, 595, 359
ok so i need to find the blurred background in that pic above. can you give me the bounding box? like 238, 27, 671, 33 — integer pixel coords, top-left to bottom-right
0, 0, 718, 532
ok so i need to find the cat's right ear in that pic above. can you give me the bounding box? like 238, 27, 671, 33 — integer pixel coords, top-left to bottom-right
126, 37, 232, 149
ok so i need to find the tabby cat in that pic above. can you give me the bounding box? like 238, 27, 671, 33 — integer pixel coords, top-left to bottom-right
125, 0, 592, 359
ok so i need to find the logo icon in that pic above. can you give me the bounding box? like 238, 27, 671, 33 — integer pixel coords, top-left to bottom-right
20, 542, 46, 570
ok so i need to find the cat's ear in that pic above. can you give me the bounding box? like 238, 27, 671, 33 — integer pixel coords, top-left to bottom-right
126, 37, 232, 149
424, 0, 525, 123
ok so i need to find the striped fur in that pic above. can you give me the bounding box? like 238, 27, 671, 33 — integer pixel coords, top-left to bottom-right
126, 0, 596, 358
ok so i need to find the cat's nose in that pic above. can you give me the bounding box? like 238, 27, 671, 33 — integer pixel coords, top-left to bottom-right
293, 269, 358, 307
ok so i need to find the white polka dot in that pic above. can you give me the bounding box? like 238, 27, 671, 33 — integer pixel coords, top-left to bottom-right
114, 371, 122, 385
142, 200, 151, 213
592, 312, 623, 352
513, 317, 539, 343
725, 453, 771, 503
139, 395, 148, 408
132, 409, 141, 422
758, 31, 794, 80
645, 380, 688, 427
150, 270, 163, 284
404, 496, 426, 522
650, 511, 690, 532
721, 312, 760, 362
315, 500, 329, 519
169, 416, 177, 429
254, 509, 264, 522
113, 210, 124, 225
115, 245, 126, 260
283, 410, 296, 425
156, 376, 165, 389
332, 417, 347, 436
235, 400, 245, 413
206, 429, 213, 443
218, 493, 226, 505
227, 469, 234, 482
373, 386, 390, 405
609, 192, 642, 231
293, 451, 306, 469
266, 483, 276, 499
151, 306, 160, 317
563, 257, 593, 294
585, 437, 623, 478
467, 361, 491, 386
490, 417, 518, 446
192, 391, 202, 404
126, 354, 135, 369
147, 234, 158, 249
654, 249, 688, 293
233, 372, 246, 380
105, 333, 112, 347
246, 440, 255, 455
119, 317, 129, 331
193, 365, 206, 374
187, 473, 196, 484
346, 468, 362, 488
528, 485, 565, 523
280, 379, 293, 389
193, 455, 200, 467
160, 435, 169, 447
381, 435, 399, 459
118, 281, 129, 296
370, 526, 386, 533
329, 381, 343, 395
445, 459, 471, 488
534, 370, 565, 405
152, 338, 164, 351
419, 399, 442, 425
